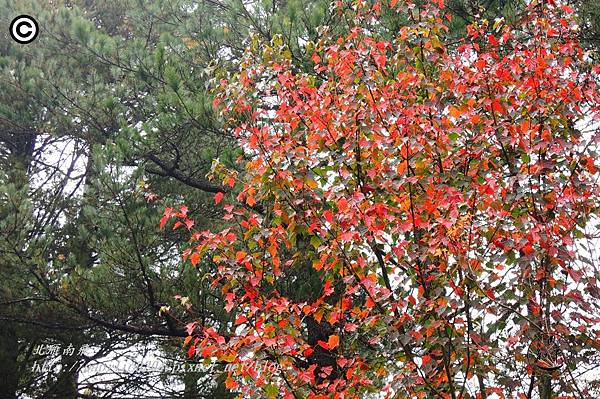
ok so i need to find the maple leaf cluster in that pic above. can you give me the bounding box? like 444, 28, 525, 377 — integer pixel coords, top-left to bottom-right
163, 1, 600, 398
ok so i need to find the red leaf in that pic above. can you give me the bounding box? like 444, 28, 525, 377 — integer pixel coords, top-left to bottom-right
214, 192, 224, 204
337, 198, 349, 212
323, 210, 333, 223
317, 340, 330, 350
485, 289, 496, 300
187, 345, 196, 358
159, 207, 173, 229
491, 99, 504, 114
225, 176, 235, 188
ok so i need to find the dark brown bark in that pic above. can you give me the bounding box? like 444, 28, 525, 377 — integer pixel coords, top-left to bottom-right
0, 324, 19, 399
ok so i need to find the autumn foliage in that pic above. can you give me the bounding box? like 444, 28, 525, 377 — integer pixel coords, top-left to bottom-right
162, 0, 600, 398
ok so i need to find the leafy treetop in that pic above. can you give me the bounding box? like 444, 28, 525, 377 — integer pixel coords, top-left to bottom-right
164, 1, 600, 398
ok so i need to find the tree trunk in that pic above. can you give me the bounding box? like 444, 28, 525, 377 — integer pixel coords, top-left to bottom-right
0, 323, 19, 399
183, 371, 199, 399
538, 372, 552, 399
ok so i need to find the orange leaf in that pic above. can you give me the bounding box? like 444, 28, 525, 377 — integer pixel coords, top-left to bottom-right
448, 106, 461, 119
225, 376, 238, 389
346, 366, 354, 380
235, 251, 247, 263
327, 334, 340, 349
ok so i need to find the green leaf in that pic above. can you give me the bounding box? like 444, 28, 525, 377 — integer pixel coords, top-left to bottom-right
310, 235, 321, 249
264, 384, 278, 399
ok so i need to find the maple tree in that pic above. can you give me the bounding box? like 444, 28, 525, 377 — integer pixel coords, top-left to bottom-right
163, 0, 600, 398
